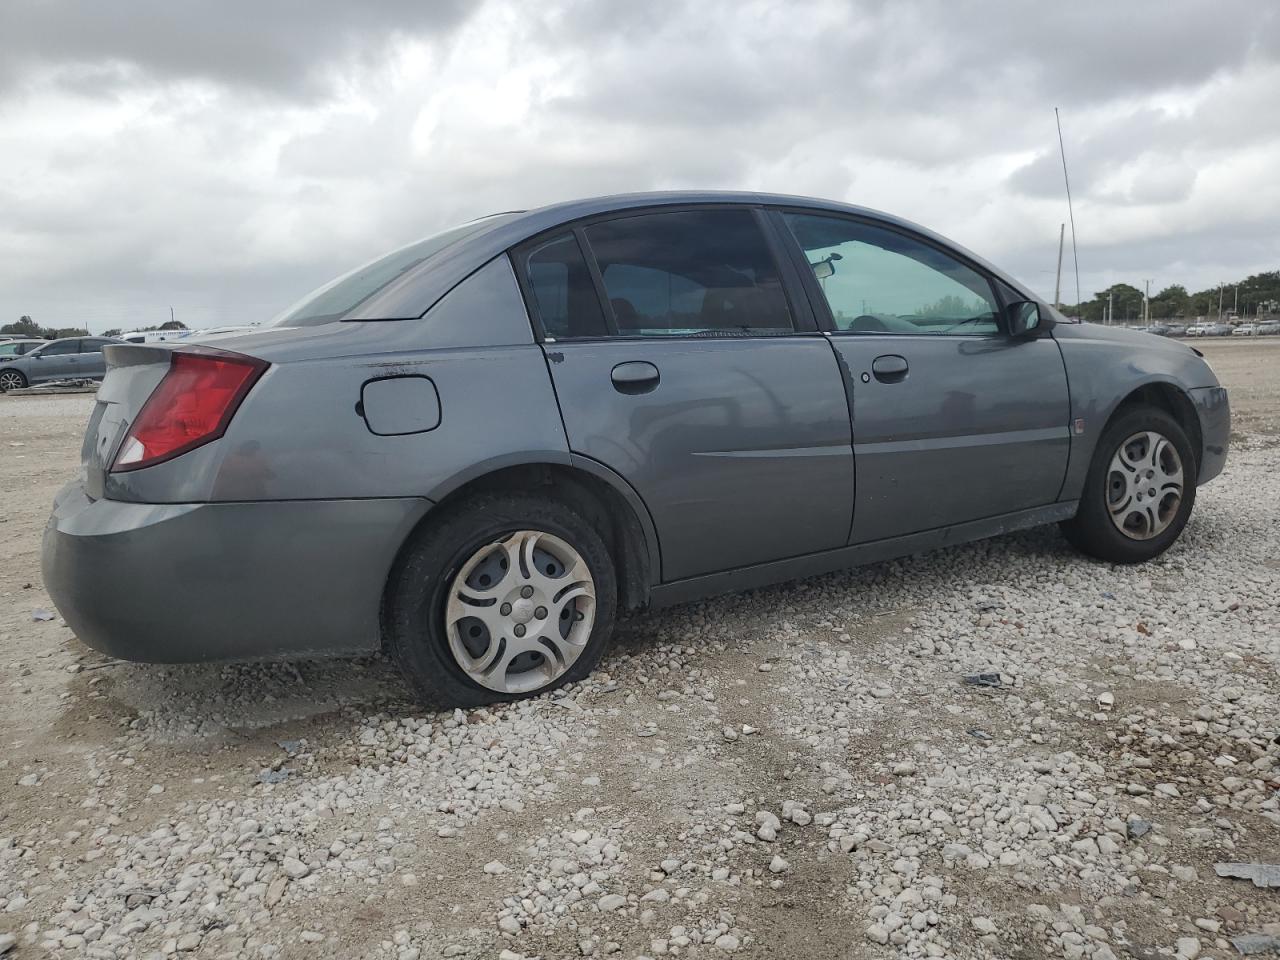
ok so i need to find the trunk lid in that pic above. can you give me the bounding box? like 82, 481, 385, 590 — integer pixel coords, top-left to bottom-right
82, 344, 175, 498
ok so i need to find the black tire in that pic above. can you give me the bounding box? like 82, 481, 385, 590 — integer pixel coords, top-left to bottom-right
1060, 405, 1197, 564
0, 369, 27, 392
384, 492, 618, 707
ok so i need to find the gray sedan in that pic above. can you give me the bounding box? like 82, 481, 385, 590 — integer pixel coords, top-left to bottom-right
42, 192, 1230, 706
0, 336, 123, 391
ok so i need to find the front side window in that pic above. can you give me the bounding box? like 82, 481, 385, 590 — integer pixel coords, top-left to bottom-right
585, 209, 793, 337
784, 213, 1000, 336
0, 342, 23, 357
37, 340, 79, 356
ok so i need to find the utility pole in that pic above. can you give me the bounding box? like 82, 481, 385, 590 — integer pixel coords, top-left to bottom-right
1142, 279, 1152, 327
1053, 223, 1065, 309
1218, 283, 1224, 321
169, 306, 175, 325
1233, 286, 1238, 317
1108, 289, 1114, 327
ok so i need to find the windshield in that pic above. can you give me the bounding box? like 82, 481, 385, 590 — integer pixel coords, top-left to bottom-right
273, 214, 520, 327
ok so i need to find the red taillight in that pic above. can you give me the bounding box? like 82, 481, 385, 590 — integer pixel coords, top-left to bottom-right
111, 349, 268, 472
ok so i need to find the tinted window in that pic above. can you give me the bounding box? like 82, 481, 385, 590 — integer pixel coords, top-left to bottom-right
0, 342, 23, 357
585, 209, 793, 336
273, 214, 520, 327
520, 233, 608, 339
784, 213, 999, 335
38, 340, 80, 356
81, 338, 113, 351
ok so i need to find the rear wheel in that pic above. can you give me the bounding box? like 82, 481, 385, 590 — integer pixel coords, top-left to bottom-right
0, 369, 27, 392
1060, 406, 1197, 563
384, 493, 617, 707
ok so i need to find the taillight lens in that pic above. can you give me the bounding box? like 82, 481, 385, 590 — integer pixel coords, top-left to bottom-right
112, 349, 268, 472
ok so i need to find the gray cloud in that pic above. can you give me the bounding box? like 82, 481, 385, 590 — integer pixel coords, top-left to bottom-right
1, 0, 1278, 332
0, 0, 476, 99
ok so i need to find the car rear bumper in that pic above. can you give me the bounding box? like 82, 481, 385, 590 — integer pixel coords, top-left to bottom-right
1191, 385, 1230, 485
42, 481, 431, 663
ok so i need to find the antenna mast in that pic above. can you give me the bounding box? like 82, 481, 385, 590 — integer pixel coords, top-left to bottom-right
1055, 108, 1081, 306
1053, 222, 1065, 309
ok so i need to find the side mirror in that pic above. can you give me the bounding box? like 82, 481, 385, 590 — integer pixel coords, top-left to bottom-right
810, 252, 843, 281
1006, 300, 1042, 337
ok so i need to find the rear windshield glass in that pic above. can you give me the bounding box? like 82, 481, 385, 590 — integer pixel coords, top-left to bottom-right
273, 214, 520, 327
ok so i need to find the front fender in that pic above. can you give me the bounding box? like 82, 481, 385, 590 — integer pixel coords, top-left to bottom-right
1053, 323, 1223, 499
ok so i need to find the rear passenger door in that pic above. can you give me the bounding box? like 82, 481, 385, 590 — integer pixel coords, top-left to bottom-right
78, 338, 114, 379
514, 207, 855, 583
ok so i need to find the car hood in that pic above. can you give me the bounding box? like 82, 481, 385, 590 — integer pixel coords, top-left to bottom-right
1055, 321, 1200, 353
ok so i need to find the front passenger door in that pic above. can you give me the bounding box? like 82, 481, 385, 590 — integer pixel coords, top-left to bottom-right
29, 339, 81, 383
779, 212, 1071, 544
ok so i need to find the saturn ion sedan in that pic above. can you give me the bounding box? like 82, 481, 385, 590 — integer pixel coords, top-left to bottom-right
43, 192, 1230, 706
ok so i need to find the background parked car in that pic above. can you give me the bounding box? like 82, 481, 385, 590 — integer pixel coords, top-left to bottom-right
1257, 320, 1280, 336
1206, 322, 1235, 336
0, 339, 47, 361
0, 336, 123, 391
1164, 324, 1187, 337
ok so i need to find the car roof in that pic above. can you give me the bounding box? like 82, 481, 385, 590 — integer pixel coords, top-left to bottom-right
347, 190, 1038, 321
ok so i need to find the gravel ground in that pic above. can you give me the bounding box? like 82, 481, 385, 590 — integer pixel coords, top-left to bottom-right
1, 339, 1278, 960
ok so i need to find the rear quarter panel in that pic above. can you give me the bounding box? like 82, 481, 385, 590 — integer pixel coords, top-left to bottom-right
107, 345, 569, 503
1053, 323, 1222, 499
106, 256, 572, 503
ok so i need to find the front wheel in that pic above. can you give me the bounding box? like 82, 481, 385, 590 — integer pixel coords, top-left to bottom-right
0, 368, 27, 392
1060, 406, 1197, 564
384, 493, 617, 707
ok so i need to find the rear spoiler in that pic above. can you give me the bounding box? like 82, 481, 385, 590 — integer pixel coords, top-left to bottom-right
103, 342, 181, 369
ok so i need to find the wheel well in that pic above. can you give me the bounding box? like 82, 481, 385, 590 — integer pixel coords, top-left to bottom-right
422, 464, 652, 615
1110, 383, 1203, 478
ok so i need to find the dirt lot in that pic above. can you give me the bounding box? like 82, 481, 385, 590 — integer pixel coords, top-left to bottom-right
1, 338, 1277, 960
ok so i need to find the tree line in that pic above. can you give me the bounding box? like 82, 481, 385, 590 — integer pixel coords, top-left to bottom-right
1061, 270, 1280, 323
0, 316, 186, 339
0, 315, 89, 339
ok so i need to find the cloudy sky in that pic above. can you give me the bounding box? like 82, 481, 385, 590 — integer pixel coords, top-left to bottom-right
2, 0, 1277, 333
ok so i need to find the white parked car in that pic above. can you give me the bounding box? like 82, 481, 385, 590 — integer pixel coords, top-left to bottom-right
1185, 323, 1208, 337
1234, 323, 1258, 336
121, 329, 192, 344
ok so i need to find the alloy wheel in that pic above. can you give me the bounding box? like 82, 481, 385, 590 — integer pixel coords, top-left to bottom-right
1106, 430, 1184, 541
444, 529, 596, 694
0, 370, 24, 392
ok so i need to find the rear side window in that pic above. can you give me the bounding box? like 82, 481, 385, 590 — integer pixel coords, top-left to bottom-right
520, 233, 608, 339
39, 340, 80, 356
585, 209, 793, 337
